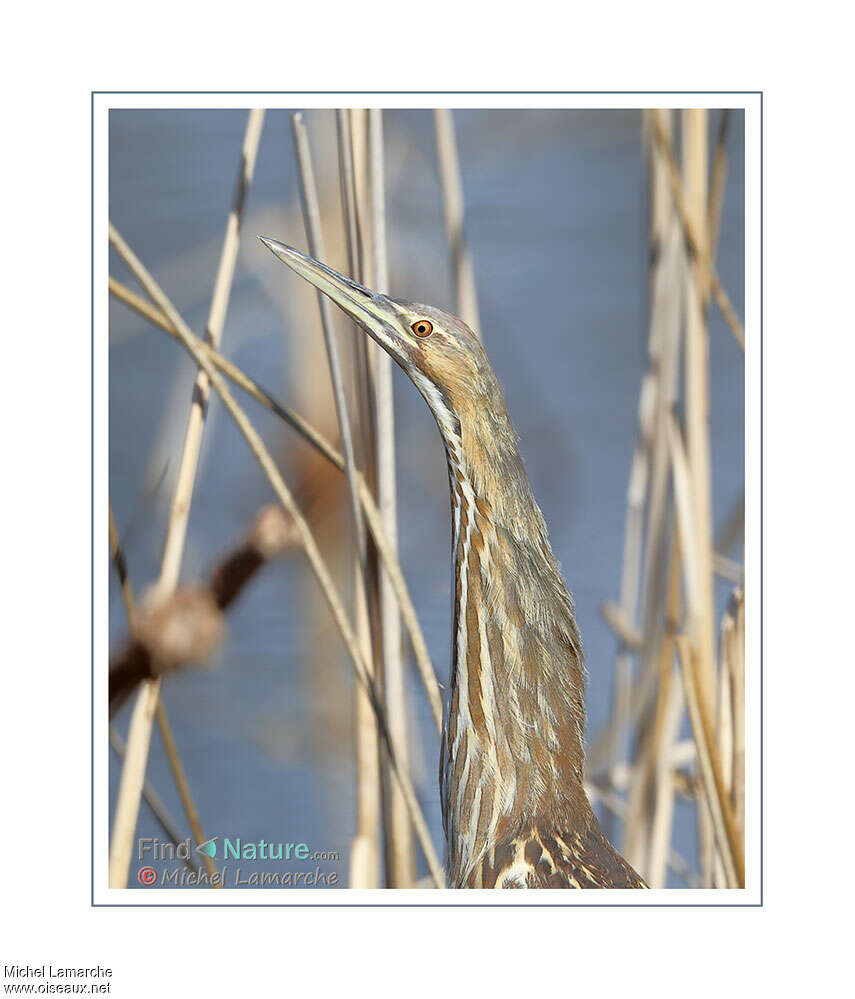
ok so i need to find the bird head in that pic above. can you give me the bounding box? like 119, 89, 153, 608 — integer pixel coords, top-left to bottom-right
258, 237, 493, 437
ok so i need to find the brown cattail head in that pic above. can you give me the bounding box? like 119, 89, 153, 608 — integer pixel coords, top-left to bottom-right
132, 587, 225, 673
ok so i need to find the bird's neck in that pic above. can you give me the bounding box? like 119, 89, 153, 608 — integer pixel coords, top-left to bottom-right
438, 410, 591, 886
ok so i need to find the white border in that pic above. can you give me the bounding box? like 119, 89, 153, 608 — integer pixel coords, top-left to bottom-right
94, 91, 762, 906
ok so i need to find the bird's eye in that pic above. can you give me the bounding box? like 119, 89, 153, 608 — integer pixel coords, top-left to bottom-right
411, 320, 433, 338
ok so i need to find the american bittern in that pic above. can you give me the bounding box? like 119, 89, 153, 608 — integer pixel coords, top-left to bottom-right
261, 237, 646, 889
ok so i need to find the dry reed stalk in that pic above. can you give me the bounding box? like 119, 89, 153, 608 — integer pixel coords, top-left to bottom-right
433, 109, 481, 338
369, 108, 415, 887
728, 590, 746, 839
156, 108, 265, 600
682, 108, 717, 885
603, 376, 652, 813
590, 109, 684, 777
153, 699, 219, 884
110, 504, 220, 882
107, 111, 264, 888
646, 674, 685, 887
600, 601, 643, 650
110, 224, 445, 886
339, 107, 385, 886
602, 738, 695, 794
648, 111, 745, 351
109, 276, 443, 730
675, 636, 745, 887
336, 110, 378, 465
667, 414, 702, 623
108, 727, 202, 878
292, 111, 381, 886
682, 108, 716, 705
350, 111, 374, 278
291, 113, 368, 566
108, 683, 160, 887
713, 607, 735, 887
713, 553, 743, 584
646, 539, 685, 886
622, 537, 682, 874
707, 110, 731, 276
348, 580, 380, 888
603, 109, 678, 801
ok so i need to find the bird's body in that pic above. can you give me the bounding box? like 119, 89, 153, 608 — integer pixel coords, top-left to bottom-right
261, 238, 647, 889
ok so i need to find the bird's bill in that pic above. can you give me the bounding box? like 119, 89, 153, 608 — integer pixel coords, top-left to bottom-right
258, 236, 410, 363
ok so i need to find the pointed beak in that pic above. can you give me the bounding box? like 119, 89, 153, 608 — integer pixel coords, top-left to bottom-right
258, 236, 410, 364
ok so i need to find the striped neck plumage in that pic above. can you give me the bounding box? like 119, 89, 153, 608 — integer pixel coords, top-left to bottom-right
428, 388, 590, 887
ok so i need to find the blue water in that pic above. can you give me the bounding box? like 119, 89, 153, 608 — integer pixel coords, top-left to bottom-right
108, 108, 744, 889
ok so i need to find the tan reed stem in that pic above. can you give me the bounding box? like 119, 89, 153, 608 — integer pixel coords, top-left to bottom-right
341, 107, 386, 886
682, 107, 716, 698
670, 409, 743, 888
336, 109, 377, 466
291, 112, 368, 567
156, 108, 265, 599
603, 109, 674, 813
109, 226, 444, 886
667, 414, 702, 623
649, 110, 745, 351
108, 727, 202, 878
369, 108, 415, 888
713, 606, 735, 887
728, 590, 746, 839
646, 673, 685, 887
109, 276, 443, 732
707, 109, 731, 272
600, 601, 643, 650
622, 536, 682, 874
153, 699, 219, 884
682, 108, 717, 885
292, 110, 380, 887
675, 636, 745, 888
433, 109, 481, 338
589, 109, 684, 777
646, 539, 685, 887
107, 108, 264, 890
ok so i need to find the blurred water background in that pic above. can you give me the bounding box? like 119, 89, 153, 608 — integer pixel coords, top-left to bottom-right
108, 108, 744, 889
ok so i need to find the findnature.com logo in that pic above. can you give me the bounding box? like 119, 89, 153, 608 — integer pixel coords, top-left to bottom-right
139, 836, 329, 861
135, 836, 341, 888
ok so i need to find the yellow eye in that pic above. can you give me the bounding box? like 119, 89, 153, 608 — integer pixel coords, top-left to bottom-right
411, 319, 433, 338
